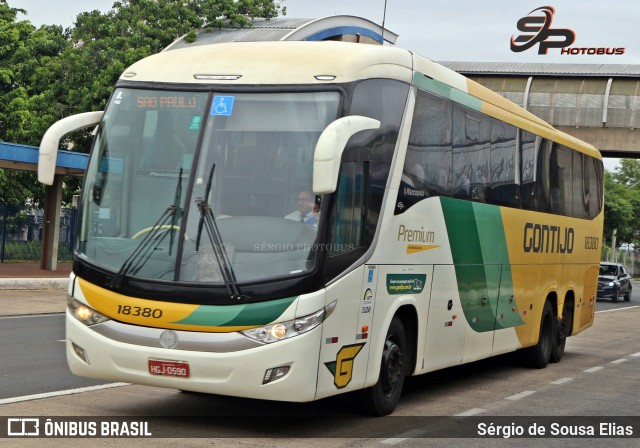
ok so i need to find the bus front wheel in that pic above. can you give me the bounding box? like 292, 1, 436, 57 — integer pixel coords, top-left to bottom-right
360, 317, 406, 416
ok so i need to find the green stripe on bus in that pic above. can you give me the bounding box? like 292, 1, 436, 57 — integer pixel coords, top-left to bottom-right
441, 198, 523, 332
412, 72, 482, 111
173, 296, 296, 327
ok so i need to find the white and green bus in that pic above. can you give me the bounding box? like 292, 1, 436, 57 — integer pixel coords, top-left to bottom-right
39, 40, 603, 415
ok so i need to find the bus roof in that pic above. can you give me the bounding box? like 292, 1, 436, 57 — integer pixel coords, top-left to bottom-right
119, 41, 600, 159
121, 41, 414, 85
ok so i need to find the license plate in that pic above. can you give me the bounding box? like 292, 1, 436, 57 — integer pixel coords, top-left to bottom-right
148, 359, 190, 378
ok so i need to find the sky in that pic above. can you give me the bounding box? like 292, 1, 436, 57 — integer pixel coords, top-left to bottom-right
11, 0, 638, 64
10, 0, 639, 169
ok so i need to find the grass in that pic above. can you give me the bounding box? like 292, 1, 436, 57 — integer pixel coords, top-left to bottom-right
1, 240, 73, 262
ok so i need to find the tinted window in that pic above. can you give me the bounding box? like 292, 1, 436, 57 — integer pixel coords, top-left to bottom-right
572, 151, 587, 218
520, 131, 537, 210
550, 143, 572, 215
350, 79, 409, 231
535, 139, 552, 213
397, 87, 602, 219
490, 119, 519, 207
453, 105, 490, 202
403, 90, 453, 200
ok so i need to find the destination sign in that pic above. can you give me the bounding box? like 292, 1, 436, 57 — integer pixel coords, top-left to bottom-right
136, 95, 199, 109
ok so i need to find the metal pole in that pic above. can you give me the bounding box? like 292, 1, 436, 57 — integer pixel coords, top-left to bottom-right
70, 194, 80, 256
0, 203, 6, 263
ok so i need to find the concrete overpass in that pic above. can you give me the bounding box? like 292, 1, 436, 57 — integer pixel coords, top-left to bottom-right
440, 62, 640, 158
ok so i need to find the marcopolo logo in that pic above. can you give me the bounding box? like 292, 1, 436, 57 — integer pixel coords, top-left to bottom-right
510, 6, 625, 56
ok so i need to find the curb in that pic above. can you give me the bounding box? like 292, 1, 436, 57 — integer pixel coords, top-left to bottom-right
0, 278, 68, 290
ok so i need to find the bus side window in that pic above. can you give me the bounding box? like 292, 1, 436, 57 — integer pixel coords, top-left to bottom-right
549, 143, 572, 215
584, 156, 603, 219
573, 151, 587, 219
535, 139, 552, 214
489, 118, 520, 207
453, 105, 489, 202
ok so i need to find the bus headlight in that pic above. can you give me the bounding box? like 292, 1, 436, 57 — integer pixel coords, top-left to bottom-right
68, 297, 110, 326
242, 300, 336, 344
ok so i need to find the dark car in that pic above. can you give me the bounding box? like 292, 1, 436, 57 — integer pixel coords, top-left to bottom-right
598, 262, 632, 302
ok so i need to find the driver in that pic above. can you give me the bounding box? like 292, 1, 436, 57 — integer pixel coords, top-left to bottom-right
285, 190, 318, 228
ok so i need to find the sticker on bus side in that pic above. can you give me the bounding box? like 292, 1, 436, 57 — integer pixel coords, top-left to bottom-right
386, 274, 427, 295
211, 96, 235, 116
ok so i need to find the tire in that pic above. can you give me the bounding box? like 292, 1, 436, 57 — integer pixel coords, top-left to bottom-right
360, 317, 406, 416
624, 285, 631, 302
612, 289, 619, 303
522, 300, 554, 369
550, 300, 572, 363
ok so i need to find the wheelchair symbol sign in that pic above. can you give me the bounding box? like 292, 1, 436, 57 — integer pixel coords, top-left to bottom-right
211, 96, 235, 116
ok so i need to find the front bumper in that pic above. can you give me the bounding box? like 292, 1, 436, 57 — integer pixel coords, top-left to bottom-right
597, 284, 619, 298
66, 310, 323, 402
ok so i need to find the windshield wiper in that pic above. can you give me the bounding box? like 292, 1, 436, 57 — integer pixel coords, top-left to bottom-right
109, 168, 184, 289
195, 164, 245, 300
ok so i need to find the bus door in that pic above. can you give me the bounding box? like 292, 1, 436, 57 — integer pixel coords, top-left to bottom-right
422, 265, 466, 372
315, 160, 371, 399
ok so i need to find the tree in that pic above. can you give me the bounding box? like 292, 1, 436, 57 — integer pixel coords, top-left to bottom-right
0, 0, 284, 218
603, 170, 634, 247
603, 159, 640, 249
0, 1, 72, 219
64, 0, 286, 115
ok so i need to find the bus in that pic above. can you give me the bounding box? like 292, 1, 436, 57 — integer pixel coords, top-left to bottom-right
38, 40, 603, 416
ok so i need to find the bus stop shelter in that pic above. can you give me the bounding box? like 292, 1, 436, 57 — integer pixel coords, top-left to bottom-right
0, 142, 88, 270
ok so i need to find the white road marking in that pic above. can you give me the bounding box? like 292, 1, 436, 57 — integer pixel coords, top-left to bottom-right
550, 377, 574, 385
595, 305, 640, 314
0, 383, 130, 405
381, 429, 427, 444
610, 358, 628, 364
584, 366, 604, 373
505, 391, 536, 401
630, 352, 640, 358
0, 313, 64, 320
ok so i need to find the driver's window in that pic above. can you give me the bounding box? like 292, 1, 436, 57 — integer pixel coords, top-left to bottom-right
328, 162, 365, 256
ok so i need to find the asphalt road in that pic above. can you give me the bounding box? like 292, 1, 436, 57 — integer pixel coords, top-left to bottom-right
0, 314, 108, 399
0, 289, 638, 447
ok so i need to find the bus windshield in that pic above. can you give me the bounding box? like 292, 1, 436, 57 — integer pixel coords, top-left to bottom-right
77, 88, 341, 284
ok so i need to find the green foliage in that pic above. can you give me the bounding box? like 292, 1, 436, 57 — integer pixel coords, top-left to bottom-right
604, 159, 640, 248
0, 0, 283, 220
1, 240, 73, 262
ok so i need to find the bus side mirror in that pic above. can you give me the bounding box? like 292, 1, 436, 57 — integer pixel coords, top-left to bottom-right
38, 111, 104, 185
312, 115, 380, 194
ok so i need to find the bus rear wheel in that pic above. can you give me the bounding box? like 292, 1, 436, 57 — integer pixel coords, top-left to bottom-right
550, 299, 572, 363
360, 317, 406, 416
522, 300, 554, 369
